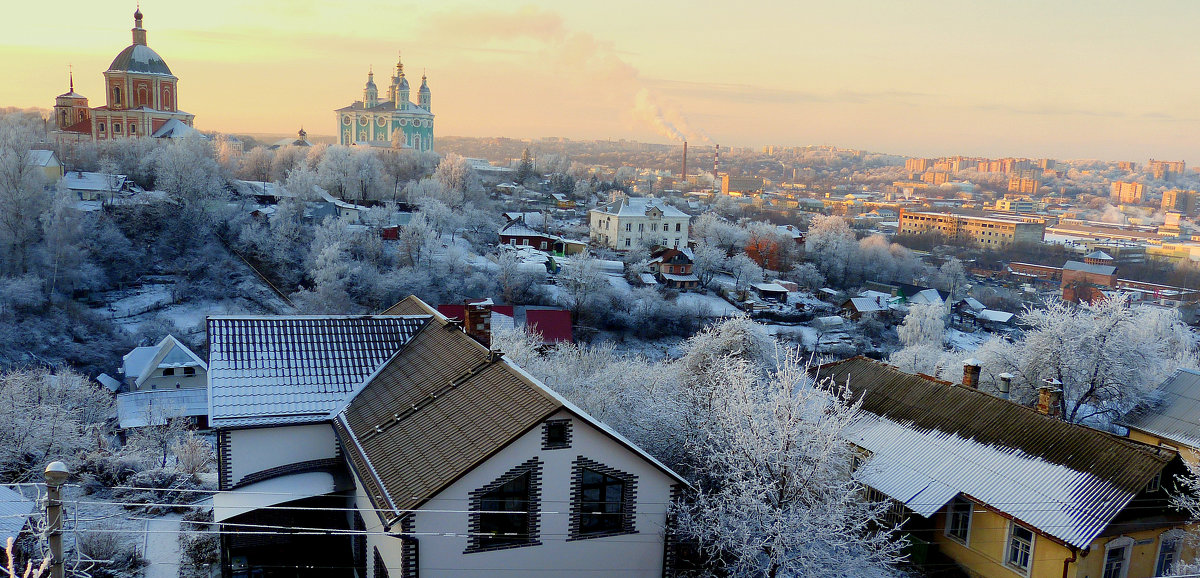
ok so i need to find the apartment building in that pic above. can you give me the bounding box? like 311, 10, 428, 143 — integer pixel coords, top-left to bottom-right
1162, 189, 1197, 215
1006, 177, 1039, 194
898, 210, 1045, 248
1150, 159, 1186, 181
1111, 181, 1145, 204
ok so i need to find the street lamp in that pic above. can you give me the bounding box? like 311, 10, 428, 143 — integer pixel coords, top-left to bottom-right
44, 462, 69, 578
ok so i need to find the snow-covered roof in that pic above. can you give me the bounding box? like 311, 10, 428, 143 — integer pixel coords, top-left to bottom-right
1084, 250, 1114, 261
317, 189, 369, 212
639, 273, 659, 285
63, 172, 126, 192
662, 273, 700, 282
0, 485, 34, 541
1121, 368, 1200, 450
151, 119, 198, 139
26, 149, 58, 167
907, 288, 944, 306
97, 373, 122, 392
1063, 260, 1117, 276
825, 357, 1177, 550
124, 335, 206, 388
751, 282, 790, 293
116, 388, 208, 429
207, 316, 430, 428
108, 43, 174, 76
858, 290, 892, 302
847, 297, 888, 313
976, 309, 1014, 323
231, 180, 292, 198
499, 219, 545, 238
959, 297, 986, 311
593, 196, 689, 218
503, 212, 545, 228
213, 471, 337, 523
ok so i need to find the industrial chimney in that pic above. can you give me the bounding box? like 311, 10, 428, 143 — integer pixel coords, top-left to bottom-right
681, 141, 687, 183
712, 144, 720, 194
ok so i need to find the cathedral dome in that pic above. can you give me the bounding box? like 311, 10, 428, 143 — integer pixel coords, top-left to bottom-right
108, 44, 173, 76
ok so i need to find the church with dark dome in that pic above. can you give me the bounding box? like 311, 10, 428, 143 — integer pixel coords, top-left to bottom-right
53, 8, 196, 141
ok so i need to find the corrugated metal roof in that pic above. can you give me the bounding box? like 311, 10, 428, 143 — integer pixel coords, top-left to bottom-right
116, 388, 208, 428
1122, 368, 1200, 449
0, 486, 34, 540
207, 316, 429, 428
823, 357, 1175, 549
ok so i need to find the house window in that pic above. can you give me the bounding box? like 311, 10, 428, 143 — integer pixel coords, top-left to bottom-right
1006, 522, 1034, 573
569, 457, 637, 540
945, 497, 971, 545
99, 122, 106, 133
373, 547, 389, 578
183, 367, 196, 376
676, 223, 681, 232
1146, 471, 1162, 493
467, 458, 541, 553
540, 241, 547, 250
542, 419, 571, 449
129, 123, 136, 135
625, 238, 630, 247
651, 223, 657, 232
1156, 530, 1183, 576
625, 223, 631, 232
1103, 536, 1133, 578
162, 368, 175, 376
114, 123, 122, 134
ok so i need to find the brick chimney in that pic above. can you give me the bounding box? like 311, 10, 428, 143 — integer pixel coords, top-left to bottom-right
961, 358, 982, 389
463, 298, 494, 347
1036, 378, 1063, 418
997, 372, 1013, 400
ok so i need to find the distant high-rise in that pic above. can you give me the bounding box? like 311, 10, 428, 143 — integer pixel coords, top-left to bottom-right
1162, 189, 1197, 215
1149, 159, 1186, 181
1110, 181, 1145, 204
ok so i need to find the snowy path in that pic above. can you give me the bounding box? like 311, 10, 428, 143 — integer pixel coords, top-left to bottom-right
143, 513, 183, 578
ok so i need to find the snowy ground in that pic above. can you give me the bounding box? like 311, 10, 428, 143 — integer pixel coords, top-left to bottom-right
676, 291, 740, 317
143, 512, 184, 578
945, 328, 988, 352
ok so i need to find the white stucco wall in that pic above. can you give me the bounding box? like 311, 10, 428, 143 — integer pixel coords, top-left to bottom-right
137, 368, 206, 391
228, 423, 339, 486
359, 409, 678, 578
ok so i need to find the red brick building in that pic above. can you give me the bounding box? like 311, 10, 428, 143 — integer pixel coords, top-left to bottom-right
53, 9, 195, 142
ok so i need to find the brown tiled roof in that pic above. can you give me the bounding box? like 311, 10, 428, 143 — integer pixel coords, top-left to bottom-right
381, 295, 433, 316
337, 314, 561, 527
819, 356, 1174, 497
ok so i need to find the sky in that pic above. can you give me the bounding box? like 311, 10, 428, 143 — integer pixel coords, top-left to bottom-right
6, 0, 1200, 161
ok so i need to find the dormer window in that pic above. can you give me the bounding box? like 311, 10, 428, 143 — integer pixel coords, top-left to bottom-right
162, 368, 174, 376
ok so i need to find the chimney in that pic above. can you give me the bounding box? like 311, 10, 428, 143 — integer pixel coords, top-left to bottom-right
961, 359, 981, 389
463, 298, 494, 347
681, 141, 687, 182
997, 372, 1013, 400
1036, 378, 1063, 418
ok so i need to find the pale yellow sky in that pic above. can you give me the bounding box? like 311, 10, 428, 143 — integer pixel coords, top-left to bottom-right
6, 0, 1200, 160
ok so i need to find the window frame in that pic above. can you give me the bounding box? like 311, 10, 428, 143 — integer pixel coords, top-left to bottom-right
542, 419, 572, 450
1102, 536, 1133, 578
1155, 529, 1184, 577
465, 458, 542, 553
1005, 521, 1035, 575
568, 457, 637, 540
944, 496, 972, 546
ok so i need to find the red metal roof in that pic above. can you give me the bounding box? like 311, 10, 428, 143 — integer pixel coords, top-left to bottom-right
526, 309, 573, 344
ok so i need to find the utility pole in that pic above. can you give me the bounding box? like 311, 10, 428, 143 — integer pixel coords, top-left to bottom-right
44, 462, 69, 578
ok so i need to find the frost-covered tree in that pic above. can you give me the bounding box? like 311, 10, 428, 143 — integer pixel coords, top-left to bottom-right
897, 302, 945, 347
0, 367, 112, 482
433, 153, 479, 206
556, 254, 607, 323
692, 213, 747, 255
0, 115, 48, 274
786, 262, 826, 291
931, 257, 968, 298
315, 145, 355, 198
805, 215, 860, 287
691, 241, 725, 289
726, 253, 763, 292
151, 134, 223, 206
973, 296, 1197, 425
675, 351, 906, 578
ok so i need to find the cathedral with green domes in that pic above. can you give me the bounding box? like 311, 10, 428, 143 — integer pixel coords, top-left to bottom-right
335, 54, 434, 151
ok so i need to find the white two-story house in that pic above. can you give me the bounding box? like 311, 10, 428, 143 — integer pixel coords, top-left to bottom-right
208, 297, 688, 578
589, 196, 690, 251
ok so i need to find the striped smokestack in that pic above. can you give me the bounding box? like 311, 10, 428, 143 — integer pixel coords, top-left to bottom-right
713, 144, 720, 193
